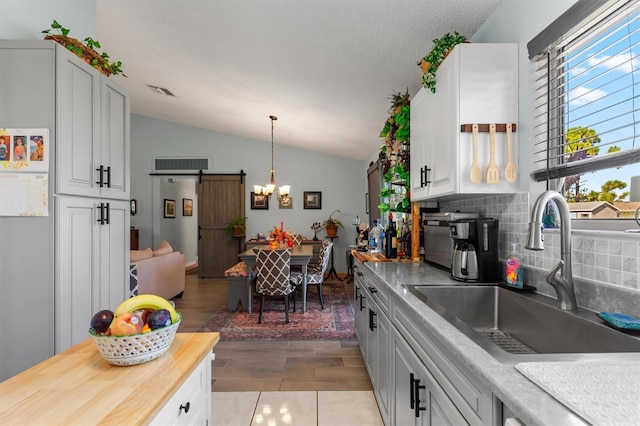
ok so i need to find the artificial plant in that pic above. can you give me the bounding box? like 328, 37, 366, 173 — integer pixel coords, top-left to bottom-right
418, 31, 467, 93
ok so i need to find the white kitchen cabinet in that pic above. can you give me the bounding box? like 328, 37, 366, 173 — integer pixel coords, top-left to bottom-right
151, 352, 212, 425
0, 40, 129, 380
411, 43, 518, 201
354, 259, 391, 424
393, 328, 467, 426
56, 196, 129, 352
57, 51, 130, 200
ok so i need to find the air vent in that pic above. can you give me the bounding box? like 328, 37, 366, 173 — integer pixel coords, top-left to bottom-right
147, 85, 176, 97
154, 157, 210, 172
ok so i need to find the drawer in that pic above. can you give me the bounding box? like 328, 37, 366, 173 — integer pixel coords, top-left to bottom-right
150, 353, 211, 425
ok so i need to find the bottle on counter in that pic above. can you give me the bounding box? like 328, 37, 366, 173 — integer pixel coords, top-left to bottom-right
378, 221, 385, 255
505, 243, 524, 289
369, 220, 380, 253
385, 221, 398, 259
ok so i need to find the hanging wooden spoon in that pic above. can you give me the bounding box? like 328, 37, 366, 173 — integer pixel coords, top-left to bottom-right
469, 124, 482, 183
485, 123, 499, 184
504, 123, 517, 183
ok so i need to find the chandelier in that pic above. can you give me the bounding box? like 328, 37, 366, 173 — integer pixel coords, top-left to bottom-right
254, 115, 290, 202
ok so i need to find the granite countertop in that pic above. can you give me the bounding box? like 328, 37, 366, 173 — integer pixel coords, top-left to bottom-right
363, 261, 640, 426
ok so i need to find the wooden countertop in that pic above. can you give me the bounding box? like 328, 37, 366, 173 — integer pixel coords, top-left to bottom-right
0, 332, 219, 425
351, 250, 416, 263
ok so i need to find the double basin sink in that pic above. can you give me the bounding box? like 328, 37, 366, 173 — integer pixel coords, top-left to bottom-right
405, 285, 640, 363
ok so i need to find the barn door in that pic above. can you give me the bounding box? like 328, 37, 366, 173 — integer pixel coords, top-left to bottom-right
197, 174, 245, 277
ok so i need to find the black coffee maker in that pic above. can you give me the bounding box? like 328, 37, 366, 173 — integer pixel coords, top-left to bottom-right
449, 218, 500, 282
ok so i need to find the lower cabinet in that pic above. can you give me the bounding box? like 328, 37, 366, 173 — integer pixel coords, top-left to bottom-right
56, 196, 129, 352
393, 328, 467, 426
151, 353, 212, 425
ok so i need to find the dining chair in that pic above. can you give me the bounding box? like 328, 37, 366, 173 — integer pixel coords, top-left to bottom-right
254, 249, 297, 323
292, 233, 304, 246
291, 240, 333, 309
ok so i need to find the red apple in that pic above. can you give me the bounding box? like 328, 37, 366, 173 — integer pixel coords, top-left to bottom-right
109, 312, 144, 336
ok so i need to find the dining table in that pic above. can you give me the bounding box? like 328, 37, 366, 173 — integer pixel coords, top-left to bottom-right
238, 244, 314, 313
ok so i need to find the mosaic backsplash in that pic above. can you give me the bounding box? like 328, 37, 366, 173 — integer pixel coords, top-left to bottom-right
440, 193, 640, 315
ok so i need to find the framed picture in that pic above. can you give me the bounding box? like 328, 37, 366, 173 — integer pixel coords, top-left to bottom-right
164, 199, 176, 218
251, 192, 269, 210
278, 196, 293, 209
303, 191, 322, 209
182, 198, 193, 216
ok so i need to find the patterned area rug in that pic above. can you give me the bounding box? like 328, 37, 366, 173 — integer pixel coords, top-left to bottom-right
197, 280, 356, 340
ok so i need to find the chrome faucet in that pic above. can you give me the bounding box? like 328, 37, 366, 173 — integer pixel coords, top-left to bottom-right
526, 190, 578, 311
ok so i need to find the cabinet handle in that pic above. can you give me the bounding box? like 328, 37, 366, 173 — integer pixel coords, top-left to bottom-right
180, 401, 191, 414
358, 294, 364, 311
410, 373, 416, 409
105, 166, 111, 188
104, 202, 110, 225
368, 286, 377, 294
420, 167, 425, 187
355, 285, 359, 301
357, 271, 363, 277
414, 377, 426, 417
424, 166, 431, 187
95, 165, 104, 187
198, 225, 203, 240
368, 308, 377, 331
96, 203, 105, 225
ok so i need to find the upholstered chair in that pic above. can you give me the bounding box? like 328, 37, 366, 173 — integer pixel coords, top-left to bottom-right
255, 249, 297, 323
291, 240, 333, 309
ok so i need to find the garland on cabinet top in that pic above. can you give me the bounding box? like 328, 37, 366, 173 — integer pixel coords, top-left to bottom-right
378, 89, 410, 213
418, 32, 467, 93
42, 20, 125, 77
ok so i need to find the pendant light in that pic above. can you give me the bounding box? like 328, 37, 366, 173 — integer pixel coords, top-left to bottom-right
254, 115, 290, 201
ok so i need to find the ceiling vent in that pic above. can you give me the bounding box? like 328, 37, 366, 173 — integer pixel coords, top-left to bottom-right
153, 157, 210, 172
147, 85, 175, 97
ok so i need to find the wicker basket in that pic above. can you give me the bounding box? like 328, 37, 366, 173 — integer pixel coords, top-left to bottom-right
45, 34, 112, 76
89, 313, 181, 366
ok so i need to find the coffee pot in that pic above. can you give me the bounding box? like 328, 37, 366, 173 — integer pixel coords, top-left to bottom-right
449, 218, 500, 282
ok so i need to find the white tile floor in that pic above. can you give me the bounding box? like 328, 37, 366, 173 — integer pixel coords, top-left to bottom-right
212, 391, 384, 426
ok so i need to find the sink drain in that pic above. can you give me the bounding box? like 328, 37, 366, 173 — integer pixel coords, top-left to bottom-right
473, 328, 537, 354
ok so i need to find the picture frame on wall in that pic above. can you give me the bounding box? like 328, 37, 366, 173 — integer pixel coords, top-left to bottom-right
251, 192, 269, 210
278, 197, 293, 209
164, 199, 176, 218
303, 191, 322, 209
182, 198, 193, 216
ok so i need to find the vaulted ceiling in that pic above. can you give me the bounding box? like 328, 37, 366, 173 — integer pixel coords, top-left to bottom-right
96, 0, 501, 160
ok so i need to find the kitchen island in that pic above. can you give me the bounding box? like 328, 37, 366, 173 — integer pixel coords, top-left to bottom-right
0, 332, 219, 425
356, 259, 640, 425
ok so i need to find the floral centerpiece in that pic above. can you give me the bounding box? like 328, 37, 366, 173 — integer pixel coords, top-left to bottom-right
268, 226, 295, 248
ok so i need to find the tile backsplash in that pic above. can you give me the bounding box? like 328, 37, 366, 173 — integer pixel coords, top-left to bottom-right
439, 193, 640, 315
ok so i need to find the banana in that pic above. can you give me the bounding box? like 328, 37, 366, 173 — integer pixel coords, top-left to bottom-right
114, 294, 179, 324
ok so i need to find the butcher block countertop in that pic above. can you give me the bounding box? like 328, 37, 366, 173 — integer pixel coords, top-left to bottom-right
351, 249, 416, 263
0, 332, 219, 425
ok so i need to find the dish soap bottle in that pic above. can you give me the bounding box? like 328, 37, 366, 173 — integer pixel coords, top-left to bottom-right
505, 243, 524, 289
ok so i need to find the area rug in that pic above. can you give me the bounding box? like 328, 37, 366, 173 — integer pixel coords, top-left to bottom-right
197, 280, 356, 340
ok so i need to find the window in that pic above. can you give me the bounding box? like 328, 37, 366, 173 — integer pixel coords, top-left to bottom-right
529, 0, 640, 225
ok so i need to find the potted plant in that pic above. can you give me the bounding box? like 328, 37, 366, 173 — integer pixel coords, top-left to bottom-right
322, 210, 344, 238
418, 32, 467, 93
227, 216, 247, 237
42, 20, 124, 77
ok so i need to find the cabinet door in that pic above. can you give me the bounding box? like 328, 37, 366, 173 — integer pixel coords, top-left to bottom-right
424, 56, 457, 198
376, 307, 392, 424
100, 199, 130, 310
100, 77, 130, 200
393, 330, 467, 426
57, 50, 101, 198
354, 273, 368, 345
56, 196, 100, 352
409, 88, 429, 201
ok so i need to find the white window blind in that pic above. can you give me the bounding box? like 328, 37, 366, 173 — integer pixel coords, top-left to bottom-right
530, 0, 640, 183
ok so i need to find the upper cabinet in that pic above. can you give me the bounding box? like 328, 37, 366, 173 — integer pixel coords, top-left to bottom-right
57, 51, 130, 200
410, 43, 518, 201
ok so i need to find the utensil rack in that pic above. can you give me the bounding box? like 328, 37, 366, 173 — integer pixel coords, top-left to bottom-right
460, 123, 517, 133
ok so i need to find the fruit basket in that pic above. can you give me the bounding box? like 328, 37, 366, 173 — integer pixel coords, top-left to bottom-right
89, 312, 182, 366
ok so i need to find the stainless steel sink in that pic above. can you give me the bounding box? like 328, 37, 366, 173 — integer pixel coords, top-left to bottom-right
406, 285, 640, 361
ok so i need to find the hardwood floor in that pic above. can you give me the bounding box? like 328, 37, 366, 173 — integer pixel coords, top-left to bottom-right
173, 273, 372, 392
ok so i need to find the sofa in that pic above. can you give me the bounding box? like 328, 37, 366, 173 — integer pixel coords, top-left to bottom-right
129, 240, 186, 300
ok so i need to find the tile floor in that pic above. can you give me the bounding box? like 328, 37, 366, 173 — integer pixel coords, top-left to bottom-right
212, 391, 383, 426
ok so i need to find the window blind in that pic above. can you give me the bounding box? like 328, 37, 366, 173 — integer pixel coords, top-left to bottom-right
530, 0, 640, 182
